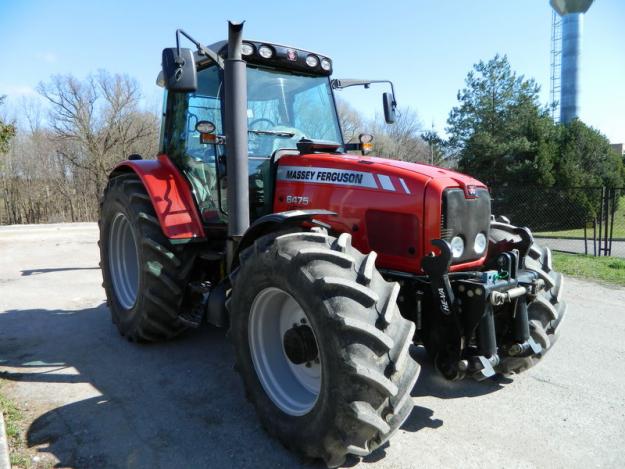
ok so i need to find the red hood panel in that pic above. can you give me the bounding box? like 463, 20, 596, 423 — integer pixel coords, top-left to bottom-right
274, 152, 489, 274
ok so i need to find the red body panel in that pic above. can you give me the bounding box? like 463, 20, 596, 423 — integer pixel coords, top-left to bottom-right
274, 153, 487, 274
112, 154, 205, 240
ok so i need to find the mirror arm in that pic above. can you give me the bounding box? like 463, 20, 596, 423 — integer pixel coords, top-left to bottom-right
331, 78, 397, 102
176, 29, 225, 69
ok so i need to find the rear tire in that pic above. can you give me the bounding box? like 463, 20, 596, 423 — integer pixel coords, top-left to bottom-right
490, 224, 566, 374
99, 174, 195, 341
228, 231, 420, 467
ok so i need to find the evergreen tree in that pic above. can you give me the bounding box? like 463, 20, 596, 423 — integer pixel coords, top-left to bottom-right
0, 96, 15, 154
447, 54, 557, 187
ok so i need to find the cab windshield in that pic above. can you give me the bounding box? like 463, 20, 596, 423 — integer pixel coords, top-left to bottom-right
246, 66, 343, 156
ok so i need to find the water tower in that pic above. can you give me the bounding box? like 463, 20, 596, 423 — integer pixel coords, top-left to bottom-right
550, 0, 593, 123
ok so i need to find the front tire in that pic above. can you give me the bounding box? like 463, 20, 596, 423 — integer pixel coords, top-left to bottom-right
229, 231, 420, 467
490, 223, 566, 374
99, 174, 196, 341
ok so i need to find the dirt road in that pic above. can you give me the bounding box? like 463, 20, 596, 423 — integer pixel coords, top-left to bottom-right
1, 223, 624, 468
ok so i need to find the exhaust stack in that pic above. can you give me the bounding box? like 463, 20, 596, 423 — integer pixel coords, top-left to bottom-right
224, 21, 249, 267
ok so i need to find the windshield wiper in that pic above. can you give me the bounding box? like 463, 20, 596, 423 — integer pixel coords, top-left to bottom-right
248, 129, 295, 138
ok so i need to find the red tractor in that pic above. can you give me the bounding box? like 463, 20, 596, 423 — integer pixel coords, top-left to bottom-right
99, 21, 566, 466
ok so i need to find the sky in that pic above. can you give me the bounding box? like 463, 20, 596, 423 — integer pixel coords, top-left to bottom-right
1, 0, 624, 143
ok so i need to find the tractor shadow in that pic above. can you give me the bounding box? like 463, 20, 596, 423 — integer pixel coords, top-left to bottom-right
20, 267, 101, 276
0, 305, 442, 468
409, 346, 512, 399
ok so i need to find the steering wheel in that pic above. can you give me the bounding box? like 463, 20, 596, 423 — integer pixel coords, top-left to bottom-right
249, 118, 276, 128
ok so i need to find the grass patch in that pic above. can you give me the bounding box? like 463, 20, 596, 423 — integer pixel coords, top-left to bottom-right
553, 251, 625, 286
0, 382, 29, 467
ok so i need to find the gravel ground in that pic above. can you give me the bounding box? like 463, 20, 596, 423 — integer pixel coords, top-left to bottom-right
1, 223, 625, 469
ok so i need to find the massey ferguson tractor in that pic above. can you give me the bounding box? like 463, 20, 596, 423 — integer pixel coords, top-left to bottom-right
99, 21, 566, 466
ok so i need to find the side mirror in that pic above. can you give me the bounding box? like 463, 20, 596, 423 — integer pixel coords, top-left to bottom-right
383, 92, 396, 124
161, 47, 197, 92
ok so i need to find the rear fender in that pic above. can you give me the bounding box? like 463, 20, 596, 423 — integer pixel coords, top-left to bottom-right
109, 154, 205, 241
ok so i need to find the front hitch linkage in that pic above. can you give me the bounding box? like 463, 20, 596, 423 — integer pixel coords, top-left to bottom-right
421, 240, 540, 380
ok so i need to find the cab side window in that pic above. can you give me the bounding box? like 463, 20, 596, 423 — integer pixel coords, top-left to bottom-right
163, 66, 225, 223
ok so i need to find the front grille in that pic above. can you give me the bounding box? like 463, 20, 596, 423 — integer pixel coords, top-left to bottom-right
442, 188, 491, 263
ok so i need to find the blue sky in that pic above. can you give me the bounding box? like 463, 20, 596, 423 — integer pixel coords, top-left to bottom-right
1, 0, 623, 143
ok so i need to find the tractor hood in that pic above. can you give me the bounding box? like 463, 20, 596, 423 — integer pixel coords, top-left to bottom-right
274, 151, 490, 274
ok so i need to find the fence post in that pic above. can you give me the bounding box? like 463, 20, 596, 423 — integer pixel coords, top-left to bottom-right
593, 217, 597, 256
603, 187, 610, 256
598, 188, 603, 255
608, 188, 616, 256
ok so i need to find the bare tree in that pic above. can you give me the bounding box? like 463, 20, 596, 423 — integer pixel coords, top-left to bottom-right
336, 99, 430, 162
368, 108, 430, 162
336, 98, 365, 143
37, 71, 159, 218
0, 73, 160, 225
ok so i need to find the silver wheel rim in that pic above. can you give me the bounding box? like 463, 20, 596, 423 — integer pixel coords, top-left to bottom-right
108, 212, 140, 310
248, 287, 321, 416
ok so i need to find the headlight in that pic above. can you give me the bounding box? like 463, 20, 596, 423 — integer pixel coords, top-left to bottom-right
305, 54, 319, 67
450, 236, 465, 258
258, 45, 274, 59
474, 232, 487, 255
241, 43, 254, 56
320, 58, 332, 71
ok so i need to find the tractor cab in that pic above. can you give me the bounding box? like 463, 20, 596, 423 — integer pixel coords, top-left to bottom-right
158, 37, 344, 224
157, 33, 397, 227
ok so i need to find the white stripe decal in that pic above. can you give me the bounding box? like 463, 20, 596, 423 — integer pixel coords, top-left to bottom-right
399, 178, 411, 194
276, 166, 378, 188
377, 174, 395, 191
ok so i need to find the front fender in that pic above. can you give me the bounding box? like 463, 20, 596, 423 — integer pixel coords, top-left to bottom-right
233, 209, 335, 267
110, 154, 205, 241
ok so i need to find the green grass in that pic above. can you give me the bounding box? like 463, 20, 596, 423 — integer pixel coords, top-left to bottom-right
553, 251, 625, 286
0, 382, 29, 467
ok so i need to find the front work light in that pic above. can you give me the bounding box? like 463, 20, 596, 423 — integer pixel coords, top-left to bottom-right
306, 55, 319, 67
241, 43, 254, 56
450, 236, 465, 259
474, 233, 487, 255
258, 45, 274, 59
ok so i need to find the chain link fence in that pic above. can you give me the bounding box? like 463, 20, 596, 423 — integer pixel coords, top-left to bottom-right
489, 186, 625, 258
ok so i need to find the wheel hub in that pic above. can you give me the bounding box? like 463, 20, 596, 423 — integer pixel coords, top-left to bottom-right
283, 324, 319, 365
248, 287, 321, 416
108, 212, 140, 310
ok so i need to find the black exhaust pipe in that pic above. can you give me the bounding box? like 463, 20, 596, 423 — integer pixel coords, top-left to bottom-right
224, 20, 249, 270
